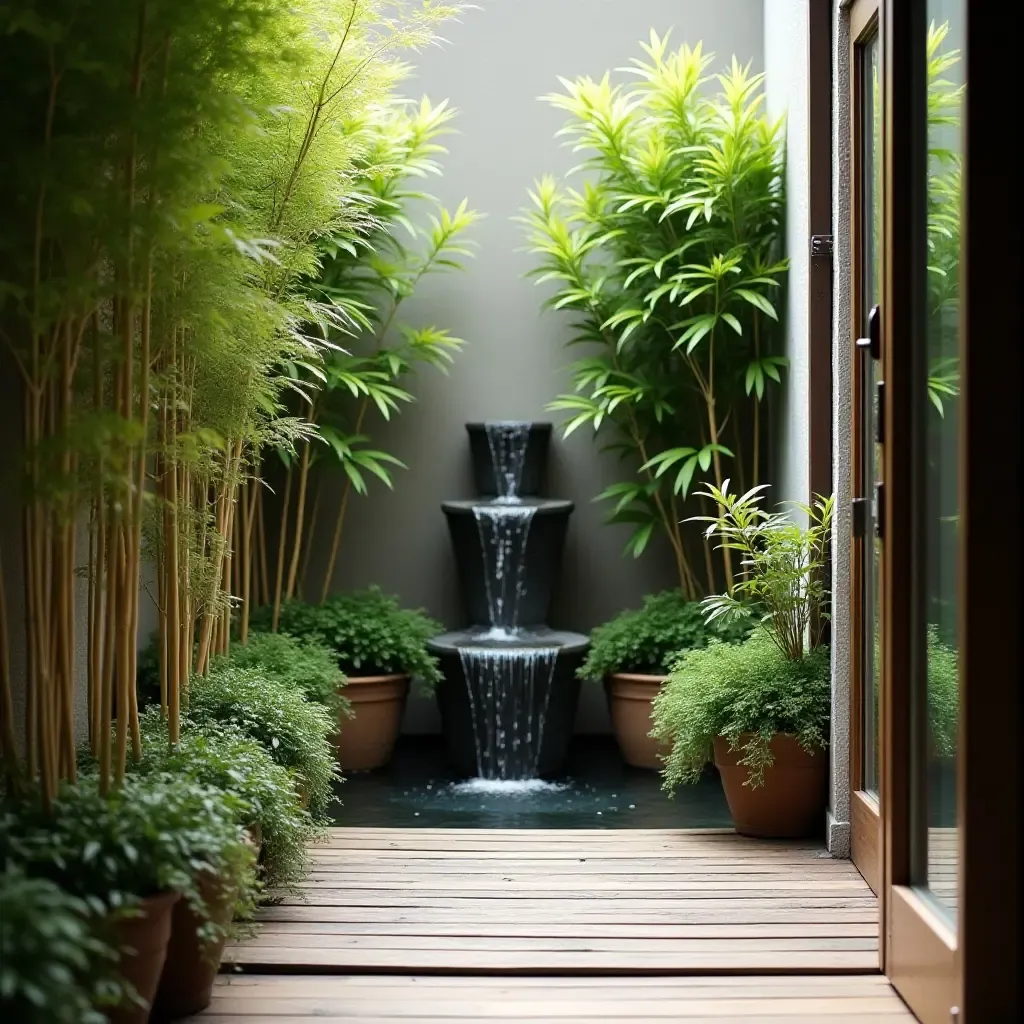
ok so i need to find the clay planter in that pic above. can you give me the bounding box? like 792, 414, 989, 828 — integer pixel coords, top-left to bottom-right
713, 733, 828, 839
605, 673, 671, 770
108, 890, 180, 1024
334, 673, 410, 771
152, 872, 235, 1021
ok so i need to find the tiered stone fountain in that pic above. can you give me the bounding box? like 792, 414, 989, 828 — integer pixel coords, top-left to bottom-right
429, 422, 588, 780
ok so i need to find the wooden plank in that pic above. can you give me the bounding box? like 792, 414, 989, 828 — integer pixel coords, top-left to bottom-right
193, 974, 913, 1020
227, 827, 880, 978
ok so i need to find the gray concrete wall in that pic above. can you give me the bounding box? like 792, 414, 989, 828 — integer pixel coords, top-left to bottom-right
311, 0, 766, 734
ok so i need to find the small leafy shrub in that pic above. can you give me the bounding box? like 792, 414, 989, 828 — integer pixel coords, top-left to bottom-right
652, 633, 831, 790
136, 710, 319, 893
250, 587, 442, 684
0, 867, 127, 1023
580, 589, 751, 678
0, 774, 257, 942
692, 484, 833, 660
218, 631, 350, 719
186, 665, 339, 816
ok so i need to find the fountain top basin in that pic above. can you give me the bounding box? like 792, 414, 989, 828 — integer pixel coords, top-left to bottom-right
441, 498, 574, 516
465, 421, 552, 433
427, 626, 589, 656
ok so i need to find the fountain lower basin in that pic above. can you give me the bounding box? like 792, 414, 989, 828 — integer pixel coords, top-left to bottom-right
429, 628, 588, 780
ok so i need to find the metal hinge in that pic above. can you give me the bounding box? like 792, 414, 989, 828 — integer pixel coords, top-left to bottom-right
810, 233, 834, 256
852, 497, 870, 538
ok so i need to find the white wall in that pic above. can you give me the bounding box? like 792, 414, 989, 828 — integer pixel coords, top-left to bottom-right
763, 0, 810, 510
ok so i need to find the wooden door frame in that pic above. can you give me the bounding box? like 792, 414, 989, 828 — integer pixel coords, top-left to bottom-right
880, 0, 957, 1019
847, 0, 882, 901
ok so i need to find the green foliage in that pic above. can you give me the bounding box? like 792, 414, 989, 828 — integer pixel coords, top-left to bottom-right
251, 587, 442, 684
0, 774, 257, 941
580, 590, 751, 678
218, 631, 350, 720
652, 633, 831, 790
0, 867, 127, 1023
692, 484, 833, 661
521, 33, 787, 594
926, 21, 963, 416
927, 628, 959, 758
186, 665, 340, 816
136, 711, 320, 894
296, 96, 479, 492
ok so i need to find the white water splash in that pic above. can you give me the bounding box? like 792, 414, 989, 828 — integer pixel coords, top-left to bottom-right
450, 778, 568, 796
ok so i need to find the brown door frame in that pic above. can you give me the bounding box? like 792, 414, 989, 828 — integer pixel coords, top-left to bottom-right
879, 0, 957, 1019
847, 0, 882, 901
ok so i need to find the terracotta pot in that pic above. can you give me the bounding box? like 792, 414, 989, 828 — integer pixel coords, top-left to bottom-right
713, 733, 828, 839
151, 872, 235, 1021
108, 890, 180, 1024
333, 673, 409, 771
245, 822, 263, 863
605, 673, 670, 770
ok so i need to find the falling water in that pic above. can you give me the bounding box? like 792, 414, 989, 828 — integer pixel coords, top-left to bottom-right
473, 505, 535, 630
484, 421, 530, 502
458, 646, 559, 779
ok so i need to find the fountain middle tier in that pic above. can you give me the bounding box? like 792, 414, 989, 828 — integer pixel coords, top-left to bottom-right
442, 498, 573, 630
429, 628, 589, 780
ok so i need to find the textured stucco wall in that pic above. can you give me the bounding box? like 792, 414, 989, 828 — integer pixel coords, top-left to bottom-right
828, 0, 853, 858
305, 0, 766, 734
763, 0, 810, 511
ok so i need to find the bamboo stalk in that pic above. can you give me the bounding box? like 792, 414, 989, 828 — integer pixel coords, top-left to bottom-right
271, 465, 294, 628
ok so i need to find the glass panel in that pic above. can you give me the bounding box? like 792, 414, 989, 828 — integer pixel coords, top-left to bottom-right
859, 32, 882, 794
923, 0, 964, 919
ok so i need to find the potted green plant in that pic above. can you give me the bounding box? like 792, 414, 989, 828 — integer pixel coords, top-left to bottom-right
186, 665, 340, 815
652, 484, 834, 838
137, 710, 320, 894
135, 711, 317, 1018
0, 773, 254, 1024
0, 866, 129, 1023
251, 587, 442, 770
218, 631, 350, 721
580, 591, 750, 768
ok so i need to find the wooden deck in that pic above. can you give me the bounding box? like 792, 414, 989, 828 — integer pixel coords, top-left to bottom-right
196, 828, 914, 1022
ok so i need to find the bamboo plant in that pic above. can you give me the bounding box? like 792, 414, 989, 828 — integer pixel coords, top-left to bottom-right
522, 33, 788, 598
0, 0, 466, 796
254, 94, 477, 626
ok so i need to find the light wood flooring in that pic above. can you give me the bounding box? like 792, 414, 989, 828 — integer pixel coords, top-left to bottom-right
193, 828, 915, 1022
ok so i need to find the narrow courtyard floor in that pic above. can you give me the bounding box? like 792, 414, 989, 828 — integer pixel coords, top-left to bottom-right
194, 827, 914, 1022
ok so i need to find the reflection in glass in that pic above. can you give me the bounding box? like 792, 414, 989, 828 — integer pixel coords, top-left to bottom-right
859, 34, 882, 794
923, 11, 963, 918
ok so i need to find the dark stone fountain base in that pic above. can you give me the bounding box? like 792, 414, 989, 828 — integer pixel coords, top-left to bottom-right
429, 628, 588, 779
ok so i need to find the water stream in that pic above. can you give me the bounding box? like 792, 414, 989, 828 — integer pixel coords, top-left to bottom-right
473, 504, 534, 631
458, 646, 560, 780
484, 421, 530, 502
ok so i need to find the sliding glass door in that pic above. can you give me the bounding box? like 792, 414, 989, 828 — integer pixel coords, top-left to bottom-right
877, 0, 964, 1018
